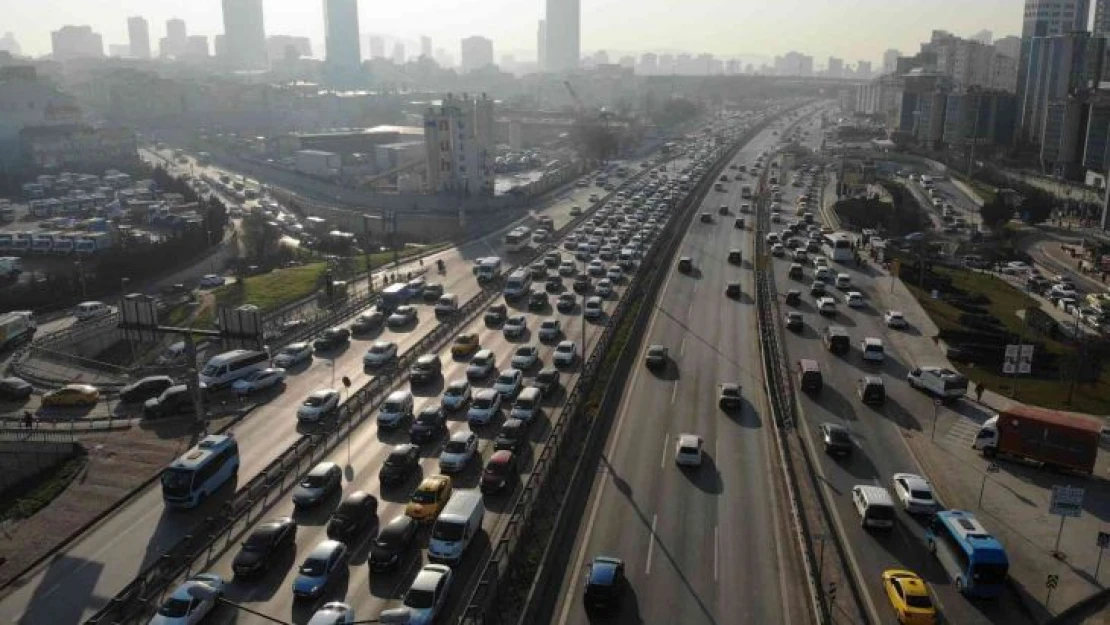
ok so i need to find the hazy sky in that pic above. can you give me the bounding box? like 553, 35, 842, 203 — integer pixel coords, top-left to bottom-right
4, 0, 1024, 63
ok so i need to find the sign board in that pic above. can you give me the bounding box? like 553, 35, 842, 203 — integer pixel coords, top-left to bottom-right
119, 293, 160, 343
1050, 485, 1085, 518
1098, 531, 1110, 549
1046, 574, 1059, 589
1003, 344, 1035, 374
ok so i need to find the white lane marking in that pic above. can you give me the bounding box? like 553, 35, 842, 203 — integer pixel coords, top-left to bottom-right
714, 525, 720, 581
646, 514, 659, 575
661, 433, 670, 468
671, 380, 679, 405
680, 337, 687, 356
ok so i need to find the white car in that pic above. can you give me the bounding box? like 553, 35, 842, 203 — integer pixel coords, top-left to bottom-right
883, 310, 907, 328
587, 260, 606, 277
538, 318, 561, 342
845, 291, 865, 308
308, 602, 355, 625
584, 296, 604, 320
199, 274, 225, 288
363, 341, 398, 367
467, 349, 497, 379
441, 379, 472, 411
438, 430, 478, 472
511, 344, 540, 369
817, 296, 837, 316
273, 342, 312, 368
149, 573, 225, 625
297, 389, 340, 422
596, 278, 613, 297
860, 337, 885, 362
559, 260, 577, 276
232, 367, 286, 395
385, 564, 453, 625
674, 433, 704, 467
606, 266, 624, 282
493, 368, 524, 397
467, 388, 502, 425
553, 340, 578, 366
892, 473, 937, 514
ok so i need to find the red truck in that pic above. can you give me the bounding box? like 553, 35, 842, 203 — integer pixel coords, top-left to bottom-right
973, 404, 1102, 474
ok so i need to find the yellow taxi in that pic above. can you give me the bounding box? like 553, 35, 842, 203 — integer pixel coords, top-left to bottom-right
405, 475, 453, 521
882, 569, 937, 624
41, 384, 100, 407
451, 333, 480, 358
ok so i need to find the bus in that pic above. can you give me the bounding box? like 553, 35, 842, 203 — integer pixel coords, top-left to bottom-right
504, 227, 530, 252
822, 232, 855, 262
161, 434, 240, 508
926, 510, 1009, 598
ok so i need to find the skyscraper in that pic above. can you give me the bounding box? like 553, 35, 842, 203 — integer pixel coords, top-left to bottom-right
537, 20, 546, 71
421, 36, 432, 58
1018, 0, 1092, 136
323, 0, 361, 84
882, 48, 900, 74
222, 0, 268, 69
461, 36, 494, 73
51, 25, 103, 61
827, 57, 843, 78
1096, 0, 1110, 34
161, 18, 187, 57
545, 0, 580, 72
369, 36, 385, 59
127, 16, 150, 59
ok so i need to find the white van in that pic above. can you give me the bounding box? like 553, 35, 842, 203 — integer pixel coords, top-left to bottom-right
198, 349, 269, 388
852, 485, 895, 530
510, 387, 542, 422
427, 489, 485, 564
435, 293, 459, 315
860, 337, 885, 362
74, 301, 111, 321
835, 273, 851, 289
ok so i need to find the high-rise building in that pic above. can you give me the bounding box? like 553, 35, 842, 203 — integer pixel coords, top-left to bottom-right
0, 33, 22, 56
775, 51, 813, 76
1018, 0, 1092, 135
619, 55, 635, 69
369, 36, 385, 59
323, 0, 361, 84
882, 49, 901, 74
127, 17, 150, 59
545, 0, 580, 72
214, 35, 228, 58
971, 30, 994, 44
935, 35, 995, 89
184, 35, 209, 59
857, 61, 872, 78
267, 35, 312, 61
51, 25, 104, 61
639, 53, 658, 75
1021, 32, 1104, 144
423, 93, 495, 195
828, 57, 844, 78
222, 0, 268, 69
460, 36, 493, 73
392, 43, 405, 64
1095, 0, 1110, 34
537, 20, 546, 71
421, 36, 432, 58
161, 18, 187, 57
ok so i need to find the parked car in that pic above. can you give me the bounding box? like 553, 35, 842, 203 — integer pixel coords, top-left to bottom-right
0, 376, 33, 401
119, 375, 175, 403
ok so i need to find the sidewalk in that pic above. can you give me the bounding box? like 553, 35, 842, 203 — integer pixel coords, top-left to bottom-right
872, 269, 1110, 622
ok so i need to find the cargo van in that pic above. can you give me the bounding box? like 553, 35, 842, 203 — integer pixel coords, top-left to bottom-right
74, 301, 111, 321
852, 485, 895, 530
427, 489, 485, 564
822, 326, 850, 355
835, 273, 851, 289
510, 386, 542, 422
798, 359, 822, 392
435, 294, 458, 315
857, 376, 886, 405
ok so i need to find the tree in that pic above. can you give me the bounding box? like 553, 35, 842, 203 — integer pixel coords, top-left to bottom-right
980, 197, 1015, 229
570, 120, 620, 163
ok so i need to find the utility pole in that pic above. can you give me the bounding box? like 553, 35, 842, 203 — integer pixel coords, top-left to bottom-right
390, 211, 400, 268
362, 213, 374, 293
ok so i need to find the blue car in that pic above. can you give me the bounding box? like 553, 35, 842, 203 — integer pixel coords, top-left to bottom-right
583, 556, 626, 613
293, 540, 348, 600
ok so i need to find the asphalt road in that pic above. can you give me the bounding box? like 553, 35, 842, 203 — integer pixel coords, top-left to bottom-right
549, 115, 818, 625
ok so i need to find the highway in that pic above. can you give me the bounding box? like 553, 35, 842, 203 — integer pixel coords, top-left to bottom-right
0, 158, 634, 623
550, 112, 818, 625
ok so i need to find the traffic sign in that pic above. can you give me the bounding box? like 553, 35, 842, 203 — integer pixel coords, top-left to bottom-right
1047, 574, 1059, 589
1051, 486, 1085, 518
1098, 531, 1110, 549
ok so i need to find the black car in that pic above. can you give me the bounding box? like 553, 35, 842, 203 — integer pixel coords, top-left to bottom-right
143, 385, 196, 419
545, 276, 563, 293
484, 304, 508, 326
533, 368, 561, 398
725, 282, 741, 298
379, 443, 421, 486
557, 294, 576, 313
583, 556, 626, 613
0, 376, 34, 401
819, 422, 853, 457
232, 517, 297, 579
409, 405, 447, 444
677, 257, 693, 273
119, 375, 175, 403
573, 275, 590, 293
313, 327, 351, 351
529, 290, 548, 311
718, 383, 743, 410
784, 290, 802, 306
644, 345, 668, 369
493, 418, 529, 453
368, 515, 418, 572
326, 491, 378, 543
350, 310, 385, 334
409, 354, 442, 385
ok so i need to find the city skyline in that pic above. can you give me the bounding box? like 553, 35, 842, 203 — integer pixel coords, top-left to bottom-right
4, 0, 1022, 65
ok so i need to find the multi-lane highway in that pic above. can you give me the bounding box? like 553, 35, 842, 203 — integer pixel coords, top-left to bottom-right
550, 110, 822, 625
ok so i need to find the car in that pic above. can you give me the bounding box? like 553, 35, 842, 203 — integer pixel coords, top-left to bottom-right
718, 383, 742, 410
573, 275, 591, 293
785, 289, 802, 306
884, 310, 908, 328
467, 388, 502, 425
674, 434, 704, 467
363, 341, 399, 367
0, 376, 33, 401
451, 333, 480, 357
819, 422, 853, 457
817, 296, 837, 315
387, 564, 453, 625
810, 280, 826, 296
891, 473, 937, 514
441, 379, 472, 411
232, 517, 297, 579
785, 311, 804, 331
119, 375, 175, 403
292, 540, 348, 600
379, 443, 421, 486
558, 260, 577, 276
480, 450, 518, 494
292, 462, 342, 507
584, 296, 603, 320
387, 305, 418, 327
587, 260, 606, 277
466, 349, 497, 379
845, 291, 865, 308
606, 266, 624, 282
150, 573, 225, 624
326, 491, 378, 543
369, 515, 419, 572
583, 556, 626, 613
350, 310, 385, 334
725, 282, 741, 298
537, 318, 562, 342
511, 344, 540, 369
313, 327, 350, 351
232, 367, 286, 395
503, 315, 528, 339
273, 342, 313, 368
677, 256, 693, 273
484, 304, 508, 325
422, 282, 444, 301
734, 217, 746, 229
143, 385, 196, 419
596, 278, 614, 297
307, 603, 355, 625
645, 344, 668, 369
410, 405, 448, 444
493, 368, 524, 397
534, 368, 561, 397
199, 274, 226, 288
297, 389, 340, 422
41, 384, 99, 407
529, 290, 549, 311
789, 263, 804, 280
409, 354, 442, 384
494, 418, 529, 453
881, 570, 937, 625
553, 340, 578, 367
406, 475, 454, 523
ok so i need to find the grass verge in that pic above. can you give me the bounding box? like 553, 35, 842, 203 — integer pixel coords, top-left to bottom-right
0, 448, 88, 523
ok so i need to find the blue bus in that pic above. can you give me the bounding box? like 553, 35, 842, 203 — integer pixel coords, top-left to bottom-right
926, 510, 1009, 598
161, 434, 240, 509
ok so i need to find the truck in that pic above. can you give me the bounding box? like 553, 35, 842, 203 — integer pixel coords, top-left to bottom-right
474, 257, 503, 283
379, 283, 410, 312
0, 311, 36, 351
973, 404, 1101, 474
75, 232, 115, 255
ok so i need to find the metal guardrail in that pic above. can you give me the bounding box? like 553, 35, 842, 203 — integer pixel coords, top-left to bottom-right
0, 429, 77, 444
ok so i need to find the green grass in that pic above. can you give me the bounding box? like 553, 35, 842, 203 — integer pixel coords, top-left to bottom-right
215, 263, 326, 312
0, 449, 88, 522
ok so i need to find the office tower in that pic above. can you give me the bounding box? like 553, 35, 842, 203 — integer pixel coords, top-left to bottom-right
127, 17, 150, 59
184, 35, 209, 59
537, 20, 546, 71
460, 36, 494, 72
828, 57, 843, 77
421, 36, 432, 58
324, 0, 361, 84
1022, 32, 1103, 144
222, 0, 268, 69
639, 52, 657, 75
267, 35, 312, 61
545, 0, 580, 71
423, 93, 495, 195
162, 18, 187, 57
882, 49, 900, 74
369, 35, 385, 58
51, 26, 104, 61
1018, 0, 1092, 136
392, 43, 405, 64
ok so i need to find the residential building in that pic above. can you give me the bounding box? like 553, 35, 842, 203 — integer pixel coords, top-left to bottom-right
775, 51, 813, 76
990, 53, 1019, 92
0, 67, 81, 162
324, 0, 361, 85
267, 35, 312, 61
857, 61, 872, 78
971, 30, 994, 44
423, 93, 495, 195
214, 35, 228, 59
1082, 92, 1110, 176
1018, 0, 1091, 136
995, 35, 1021, 59
593, 50, 610, 67
369, 36, 385, 59
545, 0, 580, 72
21, 124, 137, 170
51, 26, 104, 61
882, 48, 901, 74
161, 18, 187, 58
639, 53, 658, 75
1096, 0, 1110, 34
827, 57, 843, 78
460, 36, 493, 73
421, 36, 432, 59
127, 17, 151, 59
222, 0, 268, 69
619, 55, 636, 69
184, 36, 209, 60
892, 71, 951, 145
934, 35, 995, 89
659, 54, 675, 74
